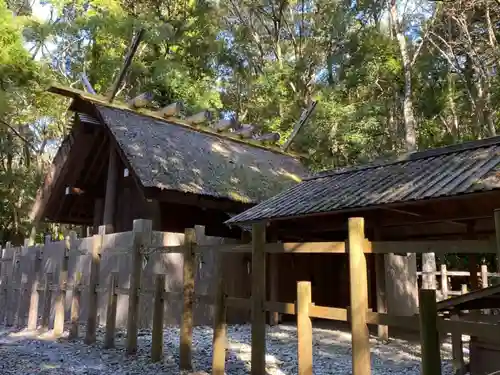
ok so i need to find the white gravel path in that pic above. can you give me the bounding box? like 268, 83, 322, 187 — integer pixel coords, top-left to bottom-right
0, 324, 458, 374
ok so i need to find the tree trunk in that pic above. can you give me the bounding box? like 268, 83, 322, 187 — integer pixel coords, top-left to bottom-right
390, 0, 417, 152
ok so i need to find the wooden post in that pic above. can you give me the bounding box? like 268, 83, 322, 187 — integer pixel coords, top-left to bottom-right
0, 242, 9, 325
69, 271, 82, 339
41, 272, 53, 330
92, 198, 103, 235
440, 264, 448, 300
126, 219, 152, 355
151, 274, 165, 362
494, 209, 500, 277
461, 284, 468, 294
481, 264, 489, 315
297, 281, 313, 375
451, 313, 465, 374
104, 273, 119, 348
348, 217, 371, 375
251, 222, 267, 375
481, 264, 488, 288
419, 289, 441, 375
6, 247, 20, 326
180, 228, 196, 370
27, 247, 42, 330
212, 255, 227, 375
422, 253, 437, 289
54, 233, 72, 336
103, 149, 118, 233
374, 229, 388, 340
85, 226, 104, 344
15, 239, 30, 327
268, 253, 279, 326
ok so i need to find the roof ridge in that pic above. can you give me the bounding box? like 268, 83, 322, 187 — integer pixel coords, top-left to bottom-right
307, 136, 500, 181
49, 84, 303, 159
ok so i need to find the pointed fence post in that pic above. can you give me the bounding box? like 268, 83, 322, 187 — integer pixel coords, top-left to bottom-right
127, 219, 152, 355
85, 226, 104, 344
15, 239, 30, 327
27, 247, 42, 330
180, 228, 196, 370
54, 233, 72, 336
104, 272, 119, 349
41, 272, 54, 330
0, 242, 9, 325
251, 222, 267, 375
69, 271, 82, 339
440, 264, 448, 300
419, 289, 441, 375
348, 218, 371, 375
212, 255, 227, 375
6, 246, 20, 326
151, 274, 165, 362
297, 281, 313, 375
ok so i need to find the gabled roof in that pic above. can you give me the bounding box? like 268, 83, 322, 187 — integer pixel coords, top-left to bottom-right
226, 137, 500, 224
96, 105, 305, 203
33, 85, 307, 221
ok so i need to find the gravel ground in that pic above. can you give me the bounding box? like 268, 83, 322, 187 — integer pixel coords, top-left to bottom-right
0, 324, 459, 374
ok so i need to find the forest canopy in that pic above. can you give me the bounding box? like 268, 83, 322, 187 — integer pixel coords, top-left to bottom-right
1, 0, 499, 245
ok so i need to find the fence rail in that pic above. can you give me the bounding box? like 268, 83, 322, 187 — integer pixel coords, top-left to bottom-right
2, 220, 500, 375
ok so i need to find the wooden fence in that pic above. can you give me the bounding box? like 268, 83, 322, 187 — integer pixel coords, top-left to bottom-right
417, 264, 500, 298
2, 218, 500, 375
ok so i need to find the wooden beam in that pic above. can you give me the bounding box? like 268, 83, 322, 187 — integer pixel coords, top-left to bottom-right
103, 149, 118, 233
419, 289, 441, 375
374, 229, 388, 340
251, 222, 267, 375
107, 29, 145, 103
494, 209, 500, 275
297, 281, 313, 375
348, 217, 371, 375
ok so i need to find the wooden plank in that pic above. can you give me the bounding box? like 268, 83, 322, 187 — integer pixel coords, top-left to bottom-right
268, 253, 279, 325
69, 272, 82, 339
267, 241, 348, 254
6, 247, 20, 326
436, 283, 500, 312
495, 209, 500, 275
437, 318, 500, 341
372, 239, 495, 254
27, 248, 42, 330
15, 241, 29, 327
348, 217, 371, 375
151, 274, 165, 362
451, 314, 465, 375
212, 257, 227, 375
102, 149, 118, 233
251, 222, 267, 375
265, 301, 295, 315
85, 227, 104, 344
365, 311, 420, 330
104, 273, 119, 349
419, 289, 441, 375
180, 228, 196, 371
54, 234, 72, 336
127, 219, 152, 354
297, 281, 313, 375
440, 264, 448, 300
41, 272, 53, 330
0, 242, 10, 325
374, 229, 388, 339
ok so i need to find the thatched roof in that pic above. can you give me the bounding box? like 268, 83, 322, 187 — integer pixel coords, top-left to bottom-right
96, 105, 305, 203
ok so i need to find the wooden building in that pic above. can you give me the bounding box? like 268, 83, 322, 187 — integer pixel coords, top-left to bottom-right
30, 85, 306, 237
226, 137, 500, 325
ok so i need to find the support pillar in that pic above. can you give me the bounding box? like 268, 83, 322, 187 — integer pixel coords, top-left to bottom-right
103, 149, 118, 233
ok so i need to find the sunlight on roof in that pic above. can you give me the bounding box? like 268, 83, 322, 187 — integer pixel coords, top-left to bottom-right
211, 142, 231, 157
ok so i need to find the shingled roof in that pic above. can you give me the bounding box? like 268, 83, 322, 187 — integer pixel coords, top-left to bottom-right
226, 136, 500, 224
96, 105, 305, 203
